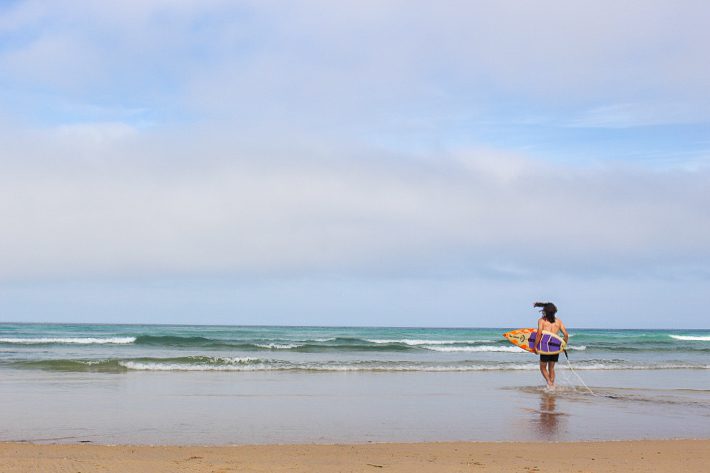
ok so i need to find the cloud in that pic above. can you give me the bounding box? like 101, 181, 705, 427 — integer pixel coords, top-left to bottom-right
1, 33, 102, 91
567, 102, 709, 129
0, 1, 709, 286
0, 125, 708, 282
2, 1, 710, 130
54, 122, 140, 147
177, 0, 710, 133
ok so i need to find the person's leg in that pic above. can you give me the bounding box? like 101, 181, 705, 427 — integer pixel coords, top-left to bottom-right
539, 361, 551, 386
548, 361, 556, 386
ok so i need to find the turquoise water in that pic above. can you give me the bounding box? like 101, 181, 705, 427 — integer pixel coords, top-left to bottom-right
1, 324, 709, 444
1, 323, 709, 372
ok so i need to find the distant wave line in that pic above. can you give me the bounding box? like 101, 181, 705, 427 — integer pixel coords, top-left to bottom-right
254, 343, 304, 349
0, 337, 136, 345
2, 332, 704, 350
422, 345, 587, 353
423, 345, 525, 353
669, 335, 710, 341
366, 339, 493, 345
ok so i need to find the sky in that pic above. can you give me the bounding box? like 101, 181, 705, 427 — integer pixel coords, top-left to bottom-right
1, 0, 709, 328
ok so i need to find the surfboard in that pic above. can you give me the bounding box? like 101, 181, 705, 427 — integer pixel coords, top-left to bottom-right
503, 328, 566, 355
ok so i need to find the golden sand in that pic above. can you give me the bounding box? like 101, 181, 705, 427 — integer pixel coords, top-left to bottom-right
1, 439, 708, 473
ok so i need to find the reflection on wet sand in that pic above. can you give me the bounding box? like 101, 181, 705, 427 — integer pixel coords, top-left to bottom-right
535, 391, 566, 439
502, 381, 710, 441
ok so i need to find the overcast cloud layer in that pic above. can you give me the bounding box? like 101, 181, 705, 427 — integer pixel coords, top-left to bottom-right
1, 1, 708, 326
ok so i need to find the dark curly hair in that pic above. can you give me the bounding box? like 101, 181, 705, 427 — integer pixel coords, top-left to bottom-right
534, 302, 557, 323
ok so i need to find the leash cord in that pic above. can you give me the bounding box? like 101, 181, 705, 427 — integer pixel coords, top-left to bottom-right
563, 350, 598, 396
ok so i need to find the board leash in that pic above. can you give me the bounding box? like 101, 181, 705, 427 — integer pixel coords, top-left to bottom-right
563, 350, 598, 396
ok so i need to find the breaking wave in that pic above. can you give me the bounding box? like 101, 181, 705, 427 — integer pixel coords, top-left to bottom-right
0, 337, 136, 345
669, 335, 710, 341
12, 357, 710, 373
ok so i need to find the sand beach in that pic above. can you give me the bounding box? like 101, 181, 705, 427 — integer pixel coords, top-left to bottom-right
2, 440, 709, 473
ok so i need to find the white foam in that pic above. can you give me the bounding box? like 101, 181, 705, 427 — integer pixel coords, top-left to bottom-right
570, 363, 710, 370
117, 361, 541, 372
120, 362, 263, 371
669, 335, 710, 341
422, 344, 586, 353
207, 356, 260, 363
90, 358, 710, 372
0, 337, 136, 345
255, 343, 303, 349
422, 345, 527, 353
302, 364, 539, 372
119, 357, 259, 371
366, 339, 492, 345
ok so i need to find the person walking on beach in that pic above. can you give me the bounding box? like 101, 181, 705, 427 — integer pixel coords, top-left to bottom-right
532, 302, 568, 389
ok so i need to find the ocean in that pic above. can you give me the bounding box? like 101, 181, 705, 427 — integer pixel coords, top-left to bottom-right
2, 324, 709, 372
1, 323, 709, 444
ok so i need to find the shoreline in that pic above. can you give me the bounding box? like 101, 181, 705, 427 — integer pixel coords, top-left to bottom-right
2, 439, 709, 472
4, 435, 707, 446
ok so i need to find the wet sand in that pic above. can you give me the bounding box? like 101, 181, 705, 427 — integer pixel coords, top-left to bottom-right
3, 370, 709, 444
1, 439, 708, 472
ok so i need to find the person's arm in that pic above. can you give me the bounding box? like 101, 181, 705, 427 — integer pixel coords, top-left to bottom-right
534, 318, 544, 353
559, 320, 569, 345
